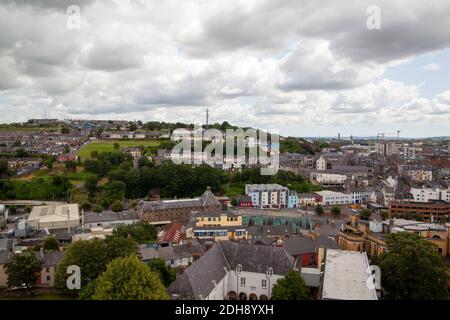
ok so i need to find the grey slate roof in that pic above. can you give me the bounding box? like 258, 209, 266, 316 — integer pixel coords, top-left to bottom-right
84, 211, 139, 223
168, 241, 294, 299
139, 245, 193, 261
35, 251, 65, 267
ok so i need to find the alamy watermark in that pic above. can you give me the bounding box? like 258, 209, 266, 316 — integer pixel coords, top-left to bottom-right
170, 125, 279, 175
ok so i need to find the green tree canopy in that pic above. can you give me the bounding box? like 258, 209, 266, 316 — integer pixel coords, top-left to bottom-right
92, 255, 168, 300
377, 232, 449, 300
56, 236, 136, 293
331, 206, 341, 215
360, 208, 372, 220
111, 200, 124, 212
315, 205, 324, 215
271, 270, 310, 300
5, 252, 43, 290
43, 236, 60, 251
112, 221, 157, 244
147, 258, 177, 287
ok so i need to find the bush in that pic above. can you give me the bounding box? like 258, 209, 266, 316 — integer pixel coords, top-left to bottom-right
315, 205, 324, 215
93, 205, 103, 213
81, 200, 92, 211
331, 206, 341, 216
111, 200, 124, 212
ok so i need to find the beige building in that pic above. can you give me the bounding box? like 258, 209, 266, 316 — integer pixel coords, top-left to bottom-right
186, 210, 249, 241
27, 204, 81, 230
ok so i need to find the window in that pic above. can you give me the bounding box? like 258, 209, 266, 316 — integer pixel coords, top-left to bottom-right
261, 279, 267, 288
241, 277, 246, 286
46, 276, 51, 281
46, 267, 50, 273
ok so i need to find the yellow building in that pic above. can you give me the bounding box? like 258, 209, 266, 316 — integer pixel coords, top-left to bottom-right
186, 210, 249, 241
339, 216, 449, 258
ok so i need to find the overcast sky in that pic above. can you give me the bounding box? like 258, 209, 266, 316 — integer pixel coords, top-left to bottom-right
0, 0, 449, 137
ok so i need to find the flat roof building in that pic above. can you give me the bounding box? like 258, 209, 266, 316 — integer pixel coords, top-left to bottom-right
27, 204, 80, 230
322, 249, 378, 300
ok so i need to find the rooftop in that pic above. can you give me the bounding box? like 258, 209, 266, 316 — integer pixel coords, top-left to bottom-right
322, 249, 378, 300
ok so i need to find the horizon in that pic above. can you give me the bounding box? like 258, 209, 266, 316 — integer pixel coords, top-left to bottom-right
0, 1, 449, 137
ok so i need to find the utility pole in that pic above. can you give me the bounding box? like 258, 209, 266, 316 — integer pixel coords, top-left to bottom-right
205, 108, 209, 129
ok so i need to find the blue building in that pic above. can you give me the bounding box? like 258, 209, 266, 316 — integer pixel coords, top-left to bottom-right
287, 191, 298, 208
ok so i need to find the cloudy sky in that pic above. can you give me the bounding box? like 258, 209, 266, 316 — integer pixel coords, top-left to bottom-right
0, 0, 449, 137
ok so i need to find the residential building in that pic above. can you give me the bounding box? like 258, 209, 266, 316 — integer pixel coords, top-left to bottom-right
35, 249, 64, 287
27, 204, 81, 230
321, 249, 378, 300
297, 193, 322, 207
187, 210, 248, 241
168, 241, 294, 300
139, 245, 194, 268
287, 191, 298, 208
316, 191, 352, 205
245, 184, 289, 208
410, 187, 450, 203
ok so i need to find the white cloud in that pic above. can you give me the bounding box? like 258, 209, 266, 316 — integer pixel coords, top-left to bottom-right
421, 63, 440, 71
0, 0, 449, 136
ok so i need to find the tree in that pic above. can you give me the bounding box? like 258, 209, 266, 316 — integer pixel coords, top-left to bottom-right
5, 252, 43, 291
112, 221, 157, 244
114, 142, 120, 150
271, 270, 310, 300
84, 175, 99, 196
43, 236, 60, 251
111, 200, 124, 212
90, 150, 98, 159
331, 206, 341, 216
377, 232, 449, 300
92, 255, 168, 300
61, 127, 70, 134
315, 205, 324, 215
380, 210, 388, 220
360, 208, 372, 220
93, 204, 103, 213
56, 237, 136, 293
130, 199, 138, 210
81, 200, 92, 211
64, 160, 77, 172
129, 123, 138, 131
147, 258, 177, 287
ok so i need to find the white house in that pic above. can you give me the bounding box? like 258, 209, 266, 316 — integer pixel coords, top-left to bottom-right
316, 191, 352, 206
168, 241, 294, 300
410, 187, 450, 203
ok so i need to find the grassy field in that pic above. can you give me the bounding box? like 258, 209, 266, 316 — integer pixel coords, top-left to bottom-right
76, 139, 161, 159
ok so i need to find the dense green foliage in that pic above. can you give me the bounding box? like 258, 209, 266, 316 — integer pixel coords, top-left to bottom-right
43, 236, 60, 251
112, 221, 157, 244
92, 255, 169, 300
147, 258, 177, 287
315, 205, 324, 215
0, 176, 72, 200
360, 208, 372, 220
5, 252, 43, 289
331, 206, 341, 215
376, 232, 449, 300
56, 236, 136, 293
271, 270, 310, 300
